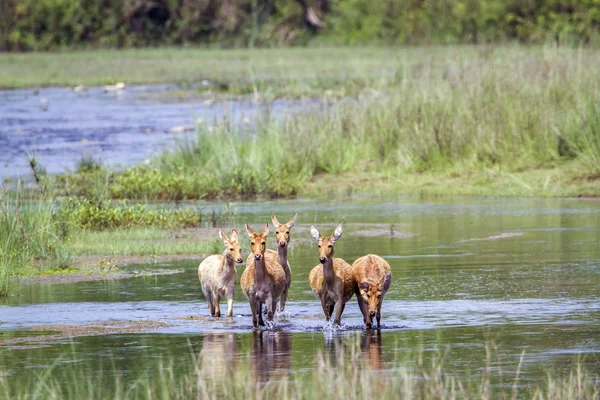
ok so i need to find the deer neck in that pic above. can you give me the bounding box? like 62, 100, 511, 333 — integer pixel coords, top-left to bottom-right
221, 251, 235, 274
322, 256, 336, 286
277, 246, 288, 268
253, 255, 267, 283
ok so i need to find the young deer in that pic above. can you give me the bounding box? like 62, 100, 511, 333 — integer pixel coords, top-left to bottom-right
352, 254, 392, 329
241, 223, 287, 328
198, 229, 244, 317
308, 224, 357, 325
264, 213, 297, 312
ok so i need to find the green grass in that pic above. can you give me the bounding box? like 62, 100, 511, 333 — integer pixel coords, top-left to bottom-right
64, 228, 220, 257
0, 338, 597, 399
141, 45, 600, 199
0, 190, 231, 293
4, 45, 600, 201
0, 190, 70, 296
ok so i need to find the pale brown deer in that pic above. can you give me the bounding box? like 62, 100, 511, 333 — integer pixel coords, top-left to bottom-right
198, 229, 244, 317
265, 213, 297, 312
308, 224, 357, 325
241, 223, 287, 328
352, 254, 392, 329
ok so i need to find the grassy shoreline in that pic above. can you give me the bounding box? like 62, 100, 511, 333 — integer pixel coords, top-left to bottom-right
2, 44, 600, 294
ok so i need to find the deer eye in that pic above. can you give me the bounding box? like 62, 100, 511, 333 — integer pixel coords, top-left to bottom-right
286, 231, 289, 234
275, 231, 279, 234
230, 248, 234, 251
251, 242, 255, 246
328, 244, 333, 248
261, 242, 265, 246
318, 245, 321, 248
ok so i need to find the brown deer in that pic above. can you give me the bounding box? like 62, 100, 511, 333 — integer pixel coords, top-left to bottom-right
241, 223, 287, 328
308, 224, 357, 325
352, 254, 392, 329
265, 213, 297, 312
198, 229, 244, 317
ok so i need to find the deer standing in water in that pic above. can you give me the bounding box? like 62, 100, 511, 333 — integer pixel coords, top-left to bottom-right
308, 224, 357, 325
198, 229, 244, 317
241, 223, 287, 328
352, 254, 392, 329
265, 213, 297, 312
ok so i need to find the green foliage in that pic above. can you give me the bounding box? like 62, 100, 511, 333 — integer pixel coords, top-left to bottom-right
57, 198, 203, 230
0, 190, 70, 297
3, 0, 600, 50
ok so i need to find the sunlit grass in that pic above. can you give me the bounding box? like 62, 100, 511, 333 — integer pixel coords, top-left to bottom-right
0, 336, 597, 399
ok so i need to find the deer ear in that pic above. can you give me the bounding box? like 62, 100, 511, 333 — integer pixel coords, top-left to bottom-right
358, 282, 369, 291
230, 228, 239, 242
271, 213, 280, 227
245, 224, 254, 237
287, 213, 297, 228
383, 273, 392, 291
332, 224, 343, 242
219, 230, 229, 245
310, 226, 321, 242
263, 222, 269, 236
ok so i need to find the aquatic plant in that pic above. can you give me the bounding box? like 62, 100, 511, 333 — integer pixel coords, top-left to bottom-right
57, 198, 204, 230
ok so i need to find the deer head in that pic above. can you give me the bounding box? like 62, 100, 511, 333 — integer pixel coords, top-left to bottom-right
358, 273, 391, 319
219, 229, 244, 264
310, 224, 343, 264
246, 223, 269, 261
271, 213, 297, 249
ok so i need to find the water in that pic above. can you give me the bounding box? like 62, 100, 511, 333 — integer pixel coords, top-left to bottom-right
1, 196, 599, 389
0, 85, 305, 180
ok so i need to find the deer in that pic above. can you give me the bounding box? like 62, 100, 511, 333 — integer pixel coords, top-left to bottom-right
198, 229, 244, 318
241, 223, 287, 328
352, 254, 392, 329
308, 224, 357, 325
264, 213, 297, 312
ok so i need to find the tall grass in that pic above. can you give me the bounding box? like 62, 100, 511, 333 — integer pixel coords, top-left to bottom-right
0, 189, 69, 297
146, 46, 600, 198
0, 337, 597, 399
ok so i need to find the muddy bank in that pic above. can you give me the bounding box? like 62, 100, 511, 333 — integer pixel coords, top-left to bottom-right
22, 254, 198, 285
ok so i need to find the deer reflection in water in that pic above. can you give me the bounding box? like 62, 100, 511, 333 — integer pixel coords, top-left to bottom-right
324, 331, 385, 371
251, 330, 292, 383
361, 330, 384, 370
199, 332, 239, 375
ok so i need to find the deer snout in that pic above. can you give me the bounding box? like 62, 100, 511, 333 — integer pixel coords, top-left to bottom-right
279, 241, 286, 248
254, 254, 262, 260
237, 258, 244, 264
319, 257, 326, 264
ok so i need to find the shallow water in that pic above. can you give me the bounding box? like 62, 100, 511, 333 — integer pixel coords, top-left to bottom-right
1, 196, 599, 388
0, 85, 305, 180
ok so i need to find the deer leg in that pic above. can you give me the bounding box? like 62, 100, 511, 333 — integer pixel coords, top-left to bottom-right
250, 299, 258, 328
376, 301, 382, 330
226, 287, 234, 318
268, 296, 277, 322
328, 303, 335, 320
213, 293, 221, 318
257, 301, 265, 326
279, 287, 289, 312
320, 297, 330, 321
356, 291, 367, 324
203, 287, 215, 317
333, 300, 346, 325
